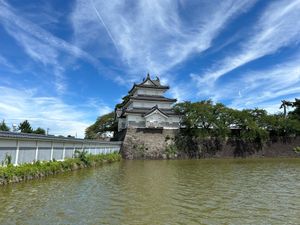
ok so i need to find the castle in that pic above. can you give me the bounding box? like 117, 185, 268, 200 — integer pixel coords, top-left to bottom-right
115, 74, 181, 131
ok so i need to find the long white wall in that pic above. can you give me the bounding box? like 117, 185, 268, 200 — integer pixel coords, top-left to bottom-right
0, 135, 122, 165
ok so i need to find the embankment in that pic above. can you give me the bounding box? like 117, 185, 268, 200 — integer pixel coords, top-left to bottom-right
120, 128, 300, 159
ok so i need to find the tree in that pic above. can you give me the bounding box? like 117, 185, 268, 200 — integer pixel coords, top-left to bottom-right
18, 120, 33, 133
33, 127, 46, 135
174, 100, 233, 138
289, 98, 300, 121
0, 120, 10, 131
280, 100, 293, 118
85, 112, 117, 139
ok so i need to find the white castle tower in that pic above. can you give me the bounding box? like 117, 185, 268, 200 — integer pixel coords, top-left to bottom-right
115, 74, 181, 131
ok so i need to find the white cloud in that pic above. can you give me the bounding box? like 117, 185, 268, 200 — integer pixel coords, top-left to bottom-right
0, 87, 111, 138
0, 0, 104, 94
199, 54, 300, 112
71, 0, 257, 80
193, 0, 300, 85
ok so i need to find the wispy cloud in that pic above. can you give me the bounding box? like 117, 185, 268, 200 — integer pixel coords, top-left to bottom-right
0, 86, 111, 137
0, 54, 13, 68
193, 0, 300, 85
71, 0, 257, 80
200, 53, 300, 112
0, 0, 104, 93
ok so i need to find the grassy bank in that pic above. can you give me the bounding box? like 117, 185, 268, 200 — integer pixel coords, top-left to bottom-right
0, 152, 121, 185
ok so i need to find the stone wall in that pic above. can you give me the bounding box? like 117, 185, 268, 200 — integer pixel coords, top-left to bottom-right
120, 128, 178, 159
119, 128, 300, 159
215, 137, 300, 158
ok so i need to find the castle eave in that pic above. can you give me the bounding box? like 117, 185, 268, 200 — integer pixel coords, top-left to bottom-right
130, 95, 177, 102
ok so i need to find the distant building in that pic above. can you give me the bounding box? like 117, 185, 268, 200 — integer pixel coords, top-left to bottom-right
115, 74, 181, 131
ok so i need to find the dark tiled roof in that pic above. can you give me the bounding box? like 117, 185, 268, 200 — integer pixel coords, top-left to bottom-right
128, 74, 169, 94
0, 131, 122, 144
128, 84, 169, 94
130, 95, 177, 102
144, 105, 169, 117
123, 107, 179, 116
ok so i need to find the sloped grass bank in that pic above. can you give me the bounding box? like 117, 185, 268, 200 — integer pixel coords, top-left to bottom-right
0, 153, 121, 185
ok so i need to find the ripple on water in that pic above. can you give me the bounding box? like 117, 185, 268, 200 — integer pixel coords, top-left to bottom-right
0, 158, 299, 225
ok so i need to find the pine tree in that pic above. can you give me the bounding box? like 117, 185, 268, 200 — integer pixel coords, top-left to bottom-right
33, 127, 46, 135
18, 120, 33, 133
0, 120, 10, 131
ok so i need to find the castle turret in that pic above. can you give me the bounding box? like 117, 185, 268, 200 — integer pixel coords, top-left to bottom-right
116, 74, 181, 131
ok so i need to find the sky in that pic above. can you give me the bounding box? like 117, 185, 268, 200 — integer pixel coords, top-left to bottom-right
0, 0, 300, 137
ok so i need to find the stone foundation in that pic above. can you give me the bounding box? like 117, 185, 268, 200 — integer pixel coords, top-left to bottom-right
119, 128, 300, 159
120, 128, 179, 159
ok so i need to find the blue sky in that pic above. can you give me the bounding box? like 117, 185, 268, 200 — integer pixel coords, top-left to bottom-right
0, 0, 300, 137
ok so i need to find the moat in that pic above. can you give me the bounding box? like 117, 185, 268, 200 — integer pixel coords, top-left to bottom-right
0, 158, 299, 225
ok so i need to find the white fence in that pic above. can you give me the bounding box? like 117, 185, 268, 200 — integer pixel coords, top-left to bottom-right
0, 131, 122, 165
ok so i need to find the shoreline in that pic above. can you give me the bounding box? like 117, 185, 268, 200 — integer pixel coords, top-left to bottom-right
0, 153, 121, 186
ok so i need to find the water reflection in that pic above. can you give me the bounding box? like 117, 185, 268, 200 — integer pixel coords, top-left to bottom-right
0, 158, 299, 225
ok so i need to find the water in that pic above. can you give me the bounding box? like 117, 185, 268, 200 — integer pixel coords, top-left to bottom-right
0, 158, 299, 225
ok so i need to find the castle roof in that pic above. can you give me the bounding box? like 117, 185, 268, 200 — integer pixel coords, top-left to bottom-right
130, 95, 177, 102
128, 74, 169, 94
144, 105, 169, 118
121, 106, 179, 117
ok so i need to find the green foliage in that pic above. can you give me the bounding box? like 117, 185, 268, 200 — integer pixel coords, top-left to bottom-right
173, 99, 300, 157
18, 120, 33, 133
289, 98, 300, 121
165, 144, 178, 159
1, 153, 12, 166
174, 100, 234, 138
0, 153, 121, 185
74, 150, 90, 166
0, 120, 10, 131
85, 112, 117, 139
33, 127, 46, 135
293, 146, 300, 153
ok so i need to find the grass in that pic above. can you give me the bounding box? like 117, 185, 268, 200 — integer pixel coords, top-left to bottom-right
0, 152, 121, 185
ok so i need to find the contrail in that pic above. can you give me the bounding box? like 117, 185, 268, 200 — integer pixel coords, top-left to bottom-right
90, 0, 119, 52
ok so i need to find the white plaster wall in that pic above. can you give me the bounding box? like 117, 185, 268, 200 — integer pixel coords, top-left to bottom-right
127, 102, 133, 109
0, 137, 121, 165
0, 139, 16, 147
145, 113, 181, 129
168, 116, 181, 123
19, 140, 36, 147
38, 141, 52, 147
127, 114, 144, 122
146, 112, 167, 123
145, 112, 166, 128
135, 88, 165, 96
144, 80, 153, 85
132, 101, 172, 109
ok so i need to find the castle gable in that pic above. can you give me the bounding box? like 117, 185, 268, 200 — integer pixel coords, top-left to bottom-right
116, 74, 181, 131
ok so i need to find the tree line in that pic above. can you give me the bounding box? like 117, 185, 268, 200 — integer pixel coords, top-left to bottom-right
171, 98, 300, 158
85, 98, 300, 141
174, 98, 300, 141
0, 120, 46, 135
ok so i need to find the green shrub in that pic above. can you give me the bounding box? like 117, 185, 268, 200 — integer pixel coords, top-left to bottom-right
0, 153, 121, 185
293, 146, 300, 153
1, 153, 12, 166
